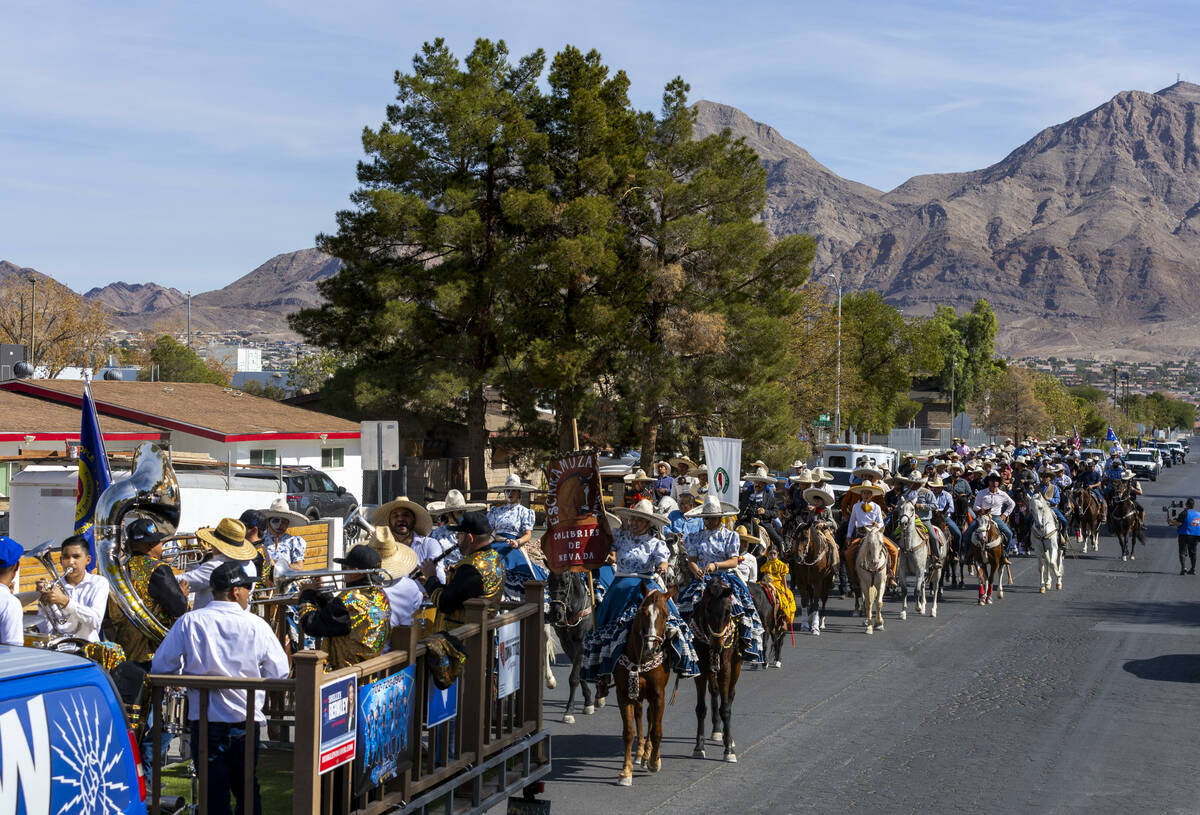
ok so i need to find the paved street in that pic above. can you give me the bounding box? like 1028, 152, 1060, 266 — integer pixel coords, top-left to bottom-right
536, 446, 1200, 814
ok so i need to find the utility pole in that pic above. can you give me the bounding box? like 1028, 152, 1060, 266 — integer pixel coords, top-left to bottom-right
187, 290, 192, 347
950, 357, 956, 440
28, 276, 35, 374
825, 273, 842, 441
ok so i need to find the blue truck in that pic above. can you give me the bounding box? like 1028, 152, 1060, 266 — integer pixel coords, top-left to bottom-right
0, 645, 147, 815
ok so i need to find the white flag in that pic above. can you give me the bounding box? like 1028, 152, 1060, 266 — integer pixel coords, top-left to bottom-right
702, 436, 743, 510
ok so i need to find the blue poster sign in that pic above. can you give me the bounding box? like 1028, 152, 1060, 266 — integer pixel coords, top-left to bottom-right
356, 665, 416, 792
318, 676, 357, 774
426, 679, 458, 728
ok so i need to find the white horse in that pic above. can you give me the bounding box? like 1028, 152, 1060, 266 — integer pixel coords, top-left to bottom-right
1028, 491, 1064, 593
856, 526, 888, 634
893, 500, 929, 620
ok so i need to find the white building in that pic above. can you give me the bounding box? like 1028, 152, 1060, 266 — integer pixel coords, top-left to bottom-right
207, 345, 263, 373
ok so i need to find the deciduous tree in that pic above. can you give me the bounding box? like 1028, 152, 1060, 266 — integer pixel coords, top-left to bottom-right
0, 276, 108, 377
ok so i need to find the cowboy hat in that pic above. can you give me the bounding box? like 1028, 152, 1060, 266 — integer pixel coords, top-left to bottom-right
853, 466, 884, 480
669, 455, 698, 471
489, 473, 537, 492
427, 489, 486, 517
812, 467, 835, 483
790, 459, 806, 470
367, 525, 419, 579
196, 518, 258, 561
748, 459, 768, 471
927, 476, 945, 488
622, 468, 654, 485
370, 496, 434, 536
262, 497, 308, 527
789, 468, 816, 484
614, 498, 669, 528
685, 494, 739, 518
901, 474, 927, 487
804, 486, 835, 505
652, 460, 672, 471
743, 467, 775, 485
851, 479, 885, 497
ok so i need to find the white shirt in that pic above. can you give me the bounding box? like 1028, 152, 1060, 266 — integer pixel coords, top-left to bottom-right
973, 489, 1016, 517
848, 501, 884, 539
0, 582, 23, 646
150, 600, 289, 723
40, 571, 109, 642
410, 535, 450, 584
382, 576, 424, 629
671, 476, 698, 504
182, 556, 258, 610
735, 554, 757, 585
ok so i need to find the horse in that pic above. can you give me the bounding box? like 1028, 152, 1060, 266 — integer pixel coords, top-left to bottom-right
790, 521, 837, 635
747, 579, 787, 667
547, 570, 596, 723
925, 509, 949, 617
855, 526, 888, 634
893, 500, 932, 620
1027, 491, 1063, 593
692, 577, 741, 763
614, 586, 672, 786
1070, 487, 1103, 553
1108, 480, 1146, 562
972, 511, 1006, 605
661, 531, 693, 594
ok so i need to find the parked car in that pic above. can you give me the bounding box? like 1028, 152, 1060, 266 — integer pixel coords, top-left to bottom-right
235, 466, 358, 521
1166, 441, 1186, 464
1153, 442, 1175, 467
1125, 449, 1162, 481
0, 645, 147, 814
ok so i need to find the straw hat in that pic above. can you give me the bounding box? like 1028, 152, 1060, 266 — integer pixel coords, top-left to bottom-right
851, 480, 885, 497
605, 510, 623, 530
613, 498, 669, 528
789, 468, 816, 484
262, 497, 308, 527
670, 455, 698, 471
367, 525, 419, 579
927, 476, 945, 488
427, 489, 486, 517
652, 460, 672, 471
196, 518, 257, 561
370, 496, 433, 536
489, 473, 536, 493
748, 459, 768, 471
901, 474, 927, 487
790, 459, 806, 470
812, 467, 835, 483
853, 466, 884, 481
623, 468, 654, 485
804, 486, 835, 505
657, 496, 680, 515
686, 494, 739, 518
743, 467, 775, 485
734, 525, 761, 549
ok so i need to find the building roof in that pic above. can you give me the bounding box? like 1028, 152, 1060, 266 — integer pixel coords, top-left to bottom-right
0, 389, 163, 442
0, 380, 360, 443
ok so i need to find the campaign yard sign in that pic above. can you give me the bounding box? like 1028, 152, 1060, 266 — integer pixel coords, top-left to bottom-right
318, 676, 357, 774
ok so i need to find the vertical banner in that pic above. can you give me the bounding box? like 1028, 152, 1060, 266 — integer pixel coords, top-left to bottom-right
356, 666, 416, 793
318, 676, 357, 774
76, 381, 113, 569
495, 621, 521, 699
702, 436, 743, 510
542, 450, 612, 573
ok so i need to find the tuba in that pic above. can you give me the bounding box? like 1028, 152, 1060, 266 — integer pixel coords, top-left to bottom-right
95, 442, 182, 643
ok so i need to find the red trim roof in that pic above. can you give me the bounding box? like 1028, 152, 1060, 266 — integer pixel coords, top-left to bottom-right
0, 432, 162, 442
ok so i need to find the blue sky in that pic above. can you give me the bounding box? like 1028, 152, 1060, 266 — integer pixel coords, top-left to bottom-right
3, 0, 1196, 291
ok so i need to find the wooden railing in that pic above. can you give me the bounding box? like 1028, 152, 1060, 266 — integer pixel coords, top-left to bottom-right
145, 582, 548, 815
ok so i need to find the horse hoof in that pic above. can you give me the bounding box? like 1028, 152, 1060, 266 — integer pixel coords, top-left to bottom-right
774, 660, 782, 668
1130, 555, 1136, 561
930, 608, 937, 618
563, 714, 575, 724
725, 753, 738, 763
865, 626, 874, 634
978, 599, 985, 606
1056, 581, 1062, 590
877, 624, 884, 631
693, 748, 706, 759
546, 677, 557, 690
986, 597, 994, 605
812, 628, 820, 637
618, 776, 632, 787
1121, 555, 1128, 562
1040, 586, 1046, 594
584, 705, 595, 715
649, 759, 661, 773
899, 610, 907, 621
597, 697, 606, 708
711, 731, 723, 742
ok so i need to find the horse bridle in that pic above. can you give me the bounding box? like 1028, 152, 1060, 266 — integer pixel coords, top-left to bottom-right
548, 573, 592, 628
618, 590, 666, 697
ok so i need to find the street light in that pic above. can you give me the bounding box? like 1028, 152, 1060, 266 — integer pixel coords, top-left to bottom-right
824, 273, 842, 441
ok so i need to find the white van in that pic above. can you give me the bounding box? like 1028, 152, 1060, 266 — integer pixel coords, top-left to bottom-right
817, 444, 900, 496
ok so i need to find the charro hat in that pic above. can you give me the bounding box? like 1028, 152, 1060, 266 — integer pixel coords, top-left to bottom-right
196, 518, 257, 560
653, 460, 672, 471
734, 525, 761, 548
427, 488, 486, 517
490, 473, 537, 492
686, 494, 739, 518
670, 455, 698, 471
853, 466, 884, 480
927, 476, 945, 488
262, 497, 308, 527
366, 525, 419, 579
370, 496, 434, 536
851, 479, 885, 497
804, 486, 835, 505
789, 468, 816, 484
743, 467, 775, 485
812, 467, 835, 483
657, 496, 680, 515
748, 459, 768, 470
623, 468, 654, 485
615, 498, 670, 528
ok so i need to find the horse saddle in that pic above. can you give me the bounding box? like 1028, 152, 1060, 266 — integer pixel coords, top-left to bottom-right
974, 528, 1002, 549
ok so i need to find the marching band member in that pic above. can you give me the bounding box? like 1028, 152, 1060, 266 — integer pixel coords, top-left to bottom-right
0, 537, 23, 646
422, 511, 505, 631
372, 495, 443, 582
181, 519, 258, 609
105, 518, 189, 666
486, 475, 548, 601
151, 561, 289, 815
261, 498, 309, 569
581, 499, 697, 685
22, 535, 110, 642
238, 509, 269, 580
298, 544, 392, 670
366, 526, 423, 630
677, 494, 766, 664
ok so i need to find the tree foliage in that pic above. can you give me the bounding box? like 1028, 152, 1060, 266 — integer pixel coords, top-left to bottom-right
974, 365, 1050, 440
136, 336, 229, 385
0, 276, 109, 377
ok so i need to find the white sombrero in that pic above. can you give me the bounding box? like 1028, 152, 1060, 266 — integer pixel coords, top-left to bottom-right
853, 466, 884, 481
804, 486, 835, 505
427, 488, 486, 517
623, 468, 654, 485
927, 476, 945, 488
613, 498, 669, 528
743, 467, 775, 485
685, 494, 739, 518
489, 473, 537, 493
851, 479, 886, 497
670, 455, 698, 471
262, 497, 309, 527
812, 467, 835, 483
789, 468, 816, 484
370, 496, 433, 536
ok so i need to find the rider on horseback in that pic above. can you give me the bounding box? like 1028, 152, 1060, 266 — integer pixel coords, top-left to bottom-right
1078, 455, 1105, 522
963, 473, 1015, 552
928, 476, 962, 552
1036, 468, 1070, 536
846, 480, 899, 579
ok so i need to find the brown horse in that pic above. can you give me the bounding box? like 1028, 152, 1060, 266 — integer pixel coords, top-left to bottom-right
1071, 487, 1104, 553
692, 578, 741, 763
614, 586, 672, 786
1108, 480, 1146, 562
972, 512, 1006, 605
791, 522, 838, 635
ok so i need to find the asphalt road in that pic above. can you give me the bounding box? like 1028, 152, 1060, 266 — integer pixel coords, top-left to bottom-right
533, 444, 1200, 815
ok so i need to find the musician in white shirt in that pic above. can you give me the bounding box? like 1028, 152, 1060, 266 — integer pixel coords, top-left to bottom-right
151, 561, 289, 815
0, 537, 24, 646
32, 536, 108, 641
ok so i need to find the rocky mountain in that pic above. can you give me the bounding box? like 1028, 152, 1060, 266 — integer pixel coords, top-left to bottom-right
84, 281, 187, 312
695, 82, 1200, 360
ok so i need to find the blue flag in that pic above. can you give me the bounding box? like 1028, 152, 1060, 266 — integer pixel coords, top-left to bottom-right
76, 381, 112, 569
1105, 426, 1118, 442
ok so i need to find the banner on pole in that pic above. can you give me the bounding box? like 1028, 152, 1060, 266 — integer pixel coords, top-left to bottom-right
702, 436, 743, 509
541, 450, 612, 573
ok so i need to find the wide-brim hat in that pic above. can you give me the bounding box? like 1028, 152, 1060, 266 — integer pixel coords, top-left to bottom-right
927, 476, 945, 488
670, 455, 698, 471
853, 466, 884, 480
790, 459, 806, 470
427, 488, 486, 517
686, 494, 739, 518
743, 467, 774, 485
367, 526, 419, 579
370, 496, 434, 536
262, 497, 308, 527
196, 518, 257, 561
652, 460, 672, 471
804, 486, 835, 505
902, 475, 927, 487
748, 459, 768, 470
812, 467, 835, 483
789, 468, 816, 484
489, 473, 537, 493
948, 462, 964, 472
623, 468, 654, 485
614, 498, 669, 527
657, 496, 680, 515
734, 525, 761, 548
851, 480, 885, 497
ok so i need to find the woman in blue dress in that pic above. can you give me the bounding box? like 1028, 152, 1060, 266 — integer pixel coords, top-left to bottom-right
581, 499, 698, 682
486, 473, 548, 601
677, 494, 766, 664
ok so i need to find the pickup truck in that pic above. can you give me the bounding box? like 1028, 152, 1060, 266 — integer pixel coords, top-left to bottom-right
0, 645, 147, 814
1125, 449, 1162, 481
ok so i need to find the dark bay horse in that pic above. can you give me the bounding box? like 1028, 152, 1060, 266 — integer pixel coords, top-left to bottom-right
1070, 486, 1103, 553
791, 522, 837, 634
547, 570, 596, 723
614, 586, 672, 786
1108, 480, 1146, 562
692, 578, 741, 763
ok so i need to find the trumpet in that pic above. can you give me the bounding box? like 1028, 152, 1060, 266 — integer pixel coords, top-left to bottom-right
159, 535, 209, 571
25, 539, 72, 635
250, 559, 394, 606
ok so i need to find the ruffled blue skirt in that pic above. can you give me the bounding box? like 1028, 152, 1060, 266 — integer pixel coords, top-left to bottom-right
677, 572, 765, 664
581, 575, 698, 680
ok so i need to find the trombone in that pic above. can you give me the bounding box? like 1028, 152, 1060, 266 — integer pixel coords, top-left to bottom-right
250, 559, 394, 606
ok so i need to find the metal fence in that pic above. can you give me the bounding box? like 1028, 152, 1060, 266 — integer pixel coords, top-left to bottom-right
146, 583, 549, 815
